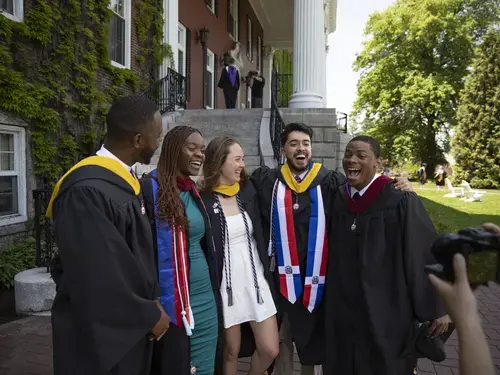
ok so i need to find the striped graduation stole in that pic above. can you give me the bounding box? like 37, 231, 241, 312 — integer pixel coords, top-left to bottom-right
151, 173, 194, 336
273, 182, 328, 312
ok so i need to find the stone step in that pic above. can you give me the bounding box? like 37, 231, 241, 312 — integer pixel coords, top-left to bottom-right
170, 121, 260, 135
178, 108, 264, 118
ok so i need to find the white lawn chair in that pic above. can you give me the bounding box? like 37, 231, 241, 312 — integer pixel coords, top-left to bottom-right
444, 178, 464, 198
461, 180, 485, 202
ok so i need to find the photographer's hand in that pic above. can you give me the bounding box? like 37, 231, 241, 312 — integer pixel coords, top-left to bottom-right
428, 254, 476, 326
482, 223, 500, 234
429, 253, 494, 375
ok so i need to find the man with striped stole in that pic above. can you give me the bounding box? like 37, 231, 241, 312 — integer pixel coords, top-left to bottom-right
251, 123, 412, 374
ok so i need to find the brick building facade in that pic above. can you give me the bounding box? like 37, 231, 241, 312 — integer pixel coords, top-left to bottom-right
0, 0, 159, 247
178, 0, 264, 109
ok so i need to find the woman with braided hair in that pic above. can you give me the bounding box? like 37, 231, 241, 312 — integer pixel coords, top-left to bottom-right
140, 126, 223, 375
200, 136, 279, 375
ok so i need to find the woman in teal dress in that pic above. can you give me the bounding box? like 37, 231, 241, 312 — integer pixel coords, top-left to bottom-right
142, 126, 223, 375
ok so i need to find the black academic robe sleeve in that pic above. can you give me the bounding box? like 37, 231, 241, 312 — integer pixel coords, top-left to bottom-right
400, 193, 445, 322
53, 187, 161, 372
217, 68, 226, 89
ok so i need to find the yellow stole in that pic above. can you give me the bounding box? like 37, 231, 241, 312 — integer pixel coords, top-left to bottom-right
280, 162, 322, 193
213, 183, 240, 197
46, 156, 140, 218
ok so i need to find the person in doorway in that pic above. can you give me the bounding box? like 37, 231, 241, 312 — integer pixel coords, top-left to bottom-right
218, 56, 240, 109
251, 123, 413, 375
323, 135, 451, 375
140, 126, 223, 375
47, 95, 169, 375
200, 136, 279, 375
250, 70, 265, 108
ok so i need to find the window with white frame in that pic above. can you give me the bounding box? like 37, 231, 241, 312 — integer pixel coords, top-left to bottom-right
246, 17, 253, 61
205, 49, 215, 109
177, 23, 187, 77
109, 0, 131, 69
205, 0, 216, 15
0, 125, 26, 226
0, 0, 23, 22
228, 0, 239, 41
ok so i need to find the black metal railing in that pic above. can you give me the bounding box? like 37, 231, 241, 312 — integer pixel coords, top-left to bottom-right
143, 68, 186, 114
33, 188, 56, 272
271, 72, 293, 108
337, 111, 348, 133
270, 68, 287, 164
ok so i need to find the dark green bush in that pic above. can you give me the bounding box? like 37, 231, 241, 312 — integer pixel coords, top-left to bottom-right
0, 237, 36, 289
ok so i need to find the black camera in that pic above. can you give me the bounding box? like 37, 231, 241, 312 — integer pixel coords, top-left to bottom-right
425, 227, 500, 285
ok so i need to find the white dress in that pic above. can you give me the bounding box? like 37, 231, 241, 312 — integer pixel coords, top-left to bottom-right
221, 213, 277, 328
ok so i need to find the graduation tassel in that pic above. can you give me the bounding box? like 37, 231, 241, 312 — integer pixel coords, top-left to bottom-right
256, 287, 264, 304
227, 287, 234, 306
269, 255, 276, 272
181, 311, 193, 336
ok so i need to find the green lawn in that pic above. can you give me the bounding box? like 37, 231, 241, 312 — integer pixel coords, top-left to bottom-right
414, 183, 500, 283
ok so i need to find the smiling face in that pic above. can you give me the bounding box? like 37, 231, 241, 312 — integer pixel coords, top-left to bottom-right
283, 131, 312, 174
343, 140, 380, 191
219, 143, 245, 185
178, 132, 205, 177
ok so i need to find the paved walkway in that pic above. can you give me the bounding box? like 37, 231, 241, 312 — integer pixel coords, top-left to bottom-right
1, 284, 500, 374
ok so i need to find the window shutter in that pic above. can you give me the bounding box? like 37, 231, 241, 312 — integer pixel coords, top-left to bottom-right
214, 0, 219, 16
214, 54, 218, 108
204, 0, 211, 6
186, 27, 192, 102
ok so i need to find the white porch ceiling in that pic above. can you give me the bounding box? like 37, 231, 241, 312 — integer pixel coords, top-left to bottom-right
249, 0, 338, 49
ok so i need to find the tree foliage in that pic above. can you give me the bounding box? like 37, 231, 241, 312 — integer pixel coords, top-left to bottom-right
353, 0, 499, 173
452, 29, 500, 188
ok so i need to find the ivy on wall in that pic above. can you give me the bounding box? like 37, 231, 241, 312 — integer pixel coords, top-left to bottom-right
0, 0, 174, 185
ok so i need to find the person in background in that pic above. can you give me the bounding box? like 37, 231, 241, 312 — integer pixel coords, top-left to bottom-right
429, 222, 499, 375
47, 95, 169, 375
200, 136, 279, 375
250, 70, 265, 108
324, 135, 451, 375
141, 126, 223, 375
251, 124, 413, 375
218, 56, 240, 109
435, 165, 446, 191
418, 163, 427, 190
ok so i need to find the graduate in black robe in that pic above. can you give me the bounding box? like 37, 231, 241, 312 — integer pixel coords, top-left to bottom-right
218, 57, 240, 109
324, 135, 451, 375
141, 126, 224, 375
251, 123, 345, 373
47, 96, 169, 375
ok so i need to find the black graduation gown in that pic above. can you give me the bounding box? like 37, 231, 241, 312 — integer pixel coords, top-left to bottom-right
50, 165, 160, 375
323, 184, 445, 375
140, 175, 224, 375
200, 182, 279, 358
217, 66, 240, 107
250, 165, 346, 365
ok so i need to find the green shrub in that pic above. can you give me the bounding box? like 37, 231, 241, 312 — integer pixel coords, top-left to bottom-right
0, 237, 36, 289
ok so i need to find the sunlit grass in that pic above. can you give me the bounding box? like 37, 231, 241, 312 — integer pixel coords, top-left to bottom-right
414, 183, 500, 281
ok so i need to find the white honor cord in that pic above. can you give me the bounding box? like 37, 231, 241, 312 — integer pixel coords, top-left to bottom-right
268, 179, 279, 256
173, 226, 193, 336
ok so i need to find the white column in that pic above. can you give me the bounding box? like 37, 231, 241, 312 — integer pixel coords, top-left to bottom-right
320, 43, 328, 106
160, 0, 178, 78
288, 0, 325, 108
262, 46, 275, 109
